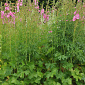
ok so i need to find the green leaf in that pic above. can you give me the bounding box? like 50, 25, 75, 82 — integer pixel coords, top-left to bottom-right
2, 82, 9, 85
37, 71, 43, 78
34, 77, 41, 84
20, 72, 24, 78
56, 82, 61, 85
38, 61, 43, 67
24, 70, 30, 75
9, 77, 20, 84
63, 62, 73, 69
28, 62, 35, 71
46, 47, 55, 55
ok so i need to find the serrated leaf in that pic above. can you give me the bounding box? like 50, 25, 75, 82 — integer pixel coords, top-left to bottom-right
56, 82, 61, 85
10, 77, 20, 84
34, 77, 41, 84
46, 47, 55, 55
24, 70, 30, 75
63, 62, 73, 69
37, 71, 43, 78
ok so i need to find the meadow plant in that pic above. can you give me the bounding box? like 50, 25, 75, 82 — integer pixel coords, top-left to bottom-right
0, 0, 85, 85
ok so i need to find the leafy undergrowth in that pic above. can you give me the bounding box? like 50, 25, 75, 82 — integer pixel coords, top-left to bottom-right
0, 0, 85, 85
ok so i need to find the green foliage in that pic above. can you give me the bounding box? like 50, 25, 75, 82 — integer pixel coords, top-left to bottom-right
0, 0, 85, 85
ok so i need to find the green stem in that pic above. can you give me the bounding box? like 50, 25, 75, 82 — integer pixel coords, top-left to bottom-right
29, 54, 30, 62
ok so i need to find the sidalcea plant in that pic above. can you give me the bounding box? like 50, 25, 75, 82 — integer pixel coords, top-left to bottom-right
0, 0, 85, 85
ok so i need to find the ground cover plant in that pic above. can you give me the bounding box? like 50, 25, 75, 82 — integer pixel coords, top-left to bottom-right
0, 0, 85, 85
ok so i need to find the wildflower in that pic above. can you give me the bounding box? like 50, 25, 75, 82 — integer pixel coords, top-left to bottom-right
17, 5, 19, 12
5, 6, 9, 11
34, 0, 36, 5
1, 11, 4, 19
41, 9, 44, 15
73, 16, 76, 21
38, 10, 40, 12
43, 13, 49, 22
66, 20, 68, 21
4, 3, 8, 6
83, 5, 85, 7
75, 14, 79, 19
48, 31, 52, 33
20, 2, 22, 6
73, 14, 80, 21
74, 10, 77, 15
35, 6, 39, 9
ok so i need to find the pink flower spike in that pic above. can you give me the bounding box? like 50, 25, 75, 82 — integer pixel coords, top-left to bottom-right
48, 31, 52, 33
47, 15, 49, 21
17, 5, 19, 12
34, 0, 36, 5
66, 20, 68, 21
41, 9, 44, 15
1, 11, 4, 19
43, 13, 46, 19
20, 2, 22, 6
78, 0, 79, 2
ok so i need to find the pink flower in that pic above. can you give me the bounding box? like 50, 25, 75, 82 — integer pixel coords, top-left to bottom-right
7, 14, 10, 18
18, 0, 20, 2
83, 5, 85, 7
41, 9, 44, 15
73, 16, 76, 21
5, 6, 9, 11
66, 20, 68, 21
34, 0, 36, 5
20, 2, 22, 6
43, 13, 46, 19
35, 6, 39, 9
78, 0, 79, 2
4, 3, 8, 6
1, 11, 4, 19
48, 31, 52, 33
17, 5, 19, 12
43, 13, 49, 22
47, 15, 49, 21
74, 10, 77, 15
73, 14, 80, 21
38, 10, 40, 12
75, 13, 79, 19
7, 11, 15, 18
83, 16, 85, 19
